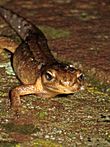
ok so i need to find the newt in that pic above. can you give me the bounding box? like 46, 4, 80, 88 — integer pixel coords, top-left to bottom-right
0, 6, 84, 111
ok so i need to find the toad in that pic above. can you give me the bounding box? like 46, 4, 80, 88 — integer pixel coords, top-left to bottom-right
0, 6, 84, 111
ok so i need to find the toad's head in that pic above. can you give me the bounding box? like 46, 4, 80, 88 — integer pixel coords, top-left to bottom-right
40, 63, 84, 97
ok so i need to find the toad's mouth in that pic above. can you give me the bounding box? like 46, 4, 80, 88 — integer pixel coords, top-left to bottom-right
44, 84, 84, 94
44, 85, 59, 92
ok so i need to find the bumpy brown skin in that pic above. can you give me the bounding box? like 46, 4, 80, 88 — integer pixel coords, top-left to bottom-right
0, 6, 84, 111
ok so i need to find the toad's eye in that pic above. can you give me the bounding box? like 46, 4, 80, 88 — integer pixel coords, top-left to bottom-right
78, 73, 84, 81
45, 71, 54, 81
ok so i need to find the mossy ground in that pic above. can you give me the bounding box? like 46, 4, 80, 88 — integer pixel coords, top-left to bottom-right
0, 0, 110, 146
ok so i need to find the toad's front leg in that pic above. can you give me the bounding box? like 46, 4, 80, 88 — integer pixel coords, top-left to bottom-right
11, 84, 36, 111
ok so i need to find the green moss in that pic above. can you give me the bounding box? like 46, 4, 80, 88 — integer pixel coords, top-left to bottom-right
33, 139, 62, 147
106, 134, 110, 143
0, 90, 7, 97
15, 145, 21, 147
86, 75, 110, 95
38, 111, 48, 119
2, 123, 40, 135
38, 26, 70, 39
0, 142, 18, 147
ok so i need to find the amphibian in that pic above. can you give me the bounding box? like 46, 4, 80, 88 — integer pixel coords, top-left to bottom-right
0, 6, 84, 111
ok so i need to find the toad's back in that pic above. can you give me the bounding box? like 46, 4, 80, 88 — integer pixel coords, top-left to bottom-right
13, 31, 57, 84
0, 6, 56, 84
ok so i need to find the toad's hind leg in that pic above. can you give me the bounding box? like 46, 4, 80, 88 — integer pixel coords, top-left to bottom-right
11, 84, 36, 111
0, 36, 19, 53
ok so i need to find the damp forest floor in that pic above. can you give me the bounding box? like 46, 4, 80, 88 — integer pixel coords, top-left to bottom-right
0, 0, 110, 147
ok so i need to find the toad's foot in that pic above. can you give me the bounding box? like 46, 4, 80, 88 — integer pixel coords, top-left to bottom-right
10, 84, 36, 112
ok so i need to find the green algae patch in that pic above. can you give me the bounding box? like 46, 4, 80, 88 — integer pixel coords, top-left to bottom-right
87, 86, 108, 97
38, 111, 47, 119
14, 139, 62, 147
2, 123, 40, 135
33, 139, 62, 147
86, 75, 110, 95
0, 142, 19, 147
0, 90, 7, 97
38, 26, 70, 39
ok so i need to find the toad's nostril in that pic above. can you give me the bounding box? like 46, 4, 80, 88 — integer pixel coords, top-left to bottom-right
78, 73, 84, 81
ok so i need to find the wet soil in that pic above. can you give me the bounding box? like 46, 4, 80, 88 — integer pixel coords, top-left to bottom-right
0, 0, 110, 146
